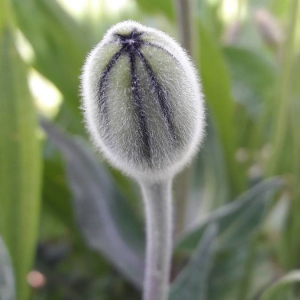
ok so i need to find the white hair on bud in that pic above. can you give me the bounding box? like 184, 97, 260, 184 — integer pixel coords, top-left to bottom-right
81, 20, 205, 182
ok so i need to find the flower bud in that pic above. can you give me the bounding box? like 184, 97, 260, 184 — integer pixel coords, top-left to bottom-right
81, 21, 205, 181
254, 9, 283, 48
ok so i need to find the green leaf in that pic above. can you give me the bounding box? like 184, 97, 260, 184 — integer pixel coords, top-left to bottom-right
259, 271, 300, 300
194, 115, 231, 210
42, 143, 74, 228
12, 0, 95, 133
208, 245, 250, 300
0, 0, 12, 30
223, 46, 278, 117
134, 0, 175, 20
40, 118, 145, 289
177, 177, 283, 251
0, 236, 16, 300
197, 21, 243, 195
0, 27, 42, 300
196, 0, 223, 39
169, 225, 217, 300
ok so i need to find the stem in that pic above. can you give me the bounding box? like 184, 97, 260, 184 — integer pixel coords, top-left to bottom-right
174, 168, 191, 237
175, 0, 193, 54
270, 0, 299, 175
140, 179, 173, 300
173, 0, 195, 237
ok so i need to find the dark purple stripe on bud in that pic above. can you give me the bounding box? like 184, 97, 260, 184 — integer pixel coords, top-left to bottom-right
98, 29, 177, 162
129, 51, 152, 161
98, 47, 126, 115
135, 49, 176, 142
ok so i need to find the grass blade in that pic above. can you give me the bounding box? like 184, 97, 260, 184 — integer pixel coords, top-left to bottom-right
169, 225, 217, 300
197, 21, 243, 195
0, 236, 16, 300
0, 27, 42, 300
259, 271, 300, 300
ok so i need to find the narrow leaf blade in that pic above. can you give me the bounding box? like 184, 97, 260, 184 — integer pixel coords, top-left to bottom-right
40, 118, 145, 288
198, 21, 243, 195
259, 271, 300, 300
0, 27, 42, 300
170, 225, 217, 300
0, 236, 16, 300
178, 178, 283, 251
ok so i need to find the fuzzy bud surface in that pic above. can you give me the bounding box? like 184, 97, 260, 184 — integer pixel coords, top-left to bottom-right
81, 21, 205, 181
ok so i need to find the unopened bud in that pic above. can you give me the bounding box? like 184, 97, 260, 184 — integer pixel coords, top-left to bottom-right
254, 8, 283, 48
81, 21, 205, 181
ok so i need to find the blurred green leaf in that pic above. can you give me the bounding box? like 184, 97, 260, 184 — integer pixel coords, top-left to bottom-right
12, 0, 95, 133
208, 245, 250, 300
269, 0, 300, 176
185, 117, 230, 236
267, 0, 300, 271
40, 118, 145, 289
271, 0, 291, 18
197, 21, 243, 196
0, 0, 11, 30
224, 46, 278, 117
42, 144, 74, 228
196, 0, 223, 39
259, 271, 300, 300
170, 225, 217, 300
194, 115, 231, 211
177, 177, 283, 251
134, 0, 175, 20
0, 27, 42, 300
0, 236, 16, 300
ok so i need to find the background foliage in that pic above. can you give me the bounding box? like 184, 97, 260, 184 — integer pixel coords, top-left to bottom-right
1, 0, 300, 299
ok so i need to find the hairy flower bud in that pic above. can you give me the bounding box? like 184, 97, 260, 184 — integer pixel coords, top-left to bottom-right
81, 21, 205, 181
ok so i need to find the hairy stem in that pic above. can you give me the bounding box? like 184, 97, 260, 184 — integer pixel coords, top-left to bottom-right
140, 179, 173, 300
